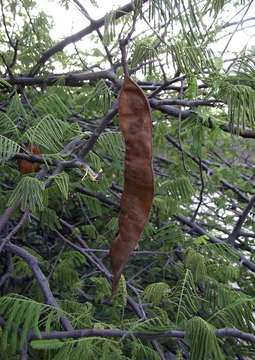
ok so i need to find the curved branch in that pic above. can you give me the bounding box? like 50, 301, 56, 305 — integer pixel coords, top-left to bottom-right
4, 243, 73, 331
29, 0, 148, 76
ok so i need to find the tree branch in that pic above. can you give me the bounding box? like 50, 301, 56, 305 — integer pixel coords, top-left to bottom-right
78, 102, 118, 158
175, 214, 255, 273
29, 0, 148, 76
4, 243, 73, 331
228, 194, 255, 245
3, 69, 121, 87
25, 326, 255, 343
72, 177, 255, 274
166, 135, 249, 202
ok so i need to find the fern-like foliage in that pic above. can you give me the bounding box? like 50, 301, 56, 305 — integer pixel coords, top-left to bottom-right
113, 275, 128, 310
35, 94, 71, 120
169, 270, 198, 324
185, 316, 224, 360
185, 248, 207, 282
160, 176, 194, 202
7, 93, 28, 122
204, 276, 239, 309
154, 195, 179, 217
0, 113, 19, 138
130, 316, 170, 332
51, 172, 70, 200
8, 176, 45, 212
0, 136, 20, 164
54, 337, 124, 360
25, 115, 79, 153
86, 80, 112, 115
202, 243, 240, 263
131, 341, 161, 360
207, 262, 240, 283
54, 251, 86, 291
131, 37, 157, 74
171, 39, 216, 75
209, 297, 255, 332
220, 81, 255, 130
78, 193, 104, 217
185, 73, 198, 99
143, 282, 170, 305
96, 131, 124, 163
90, 276, 111, 303
155, 223, 185, 249
39, 208, 62, 231
60, 300, 93, 328
0, 295, 65, 353
86, 151, 103, 172
103, 11, 116, 45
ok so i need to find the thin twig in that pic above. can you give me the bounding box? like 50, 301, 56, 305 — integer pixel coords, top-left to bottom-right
192, 158, 205, 222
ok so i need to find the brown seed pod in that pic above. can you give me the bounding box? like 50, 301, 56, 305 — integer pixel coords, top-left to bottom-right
18, 144, 42, 174
109, 77, 154, 294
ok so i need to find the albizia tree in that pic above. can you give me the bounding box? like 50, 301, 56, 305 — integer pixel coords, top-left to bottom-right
0, 0, 255, 359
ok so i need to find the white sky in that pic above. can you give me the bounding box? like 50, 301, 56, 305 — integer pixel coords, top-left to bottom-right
37, 0, 125, 39
36, 0, 255, 59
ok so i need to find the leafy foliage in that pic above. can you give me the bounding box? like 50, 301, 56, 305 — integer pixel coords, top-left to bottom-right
186, 317, 224, 360
8, 177, 45, 212
0, 136, 20, 164
0, 295, 64, 353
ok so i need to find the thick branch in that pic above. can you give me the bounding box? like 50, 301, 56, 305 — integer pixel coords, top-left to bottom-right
3, 69, 121, 87
26, 326, 255, 343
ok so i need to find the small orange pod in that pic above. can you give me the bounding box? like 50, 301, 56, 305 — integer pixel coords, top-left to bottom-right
18, 144, 42, 174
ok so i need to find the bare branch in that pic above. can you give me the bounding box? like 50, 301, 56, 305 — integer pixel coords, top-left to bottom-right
72, 0, 114, 67
5, 243, 73, 331
0, 210, 29, 253
24, 325, 255, 343
29, 0, 148, 76
228, 194, 255, 245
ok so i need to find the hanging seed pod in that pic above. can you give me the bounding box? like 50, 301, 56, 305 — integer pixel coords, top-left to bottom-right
109, 77, 154, 294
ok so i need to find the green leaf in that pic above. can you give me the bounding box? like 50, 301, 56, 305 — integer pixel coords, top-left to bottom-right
0, 136, 20, 164
8, 177, 45, 212
31, 339, 65, 350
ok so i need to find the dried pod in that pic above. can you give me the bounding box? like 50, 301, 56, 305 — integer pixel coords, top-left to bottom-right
18, 144, 42, 174
109, 77, 154, 293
